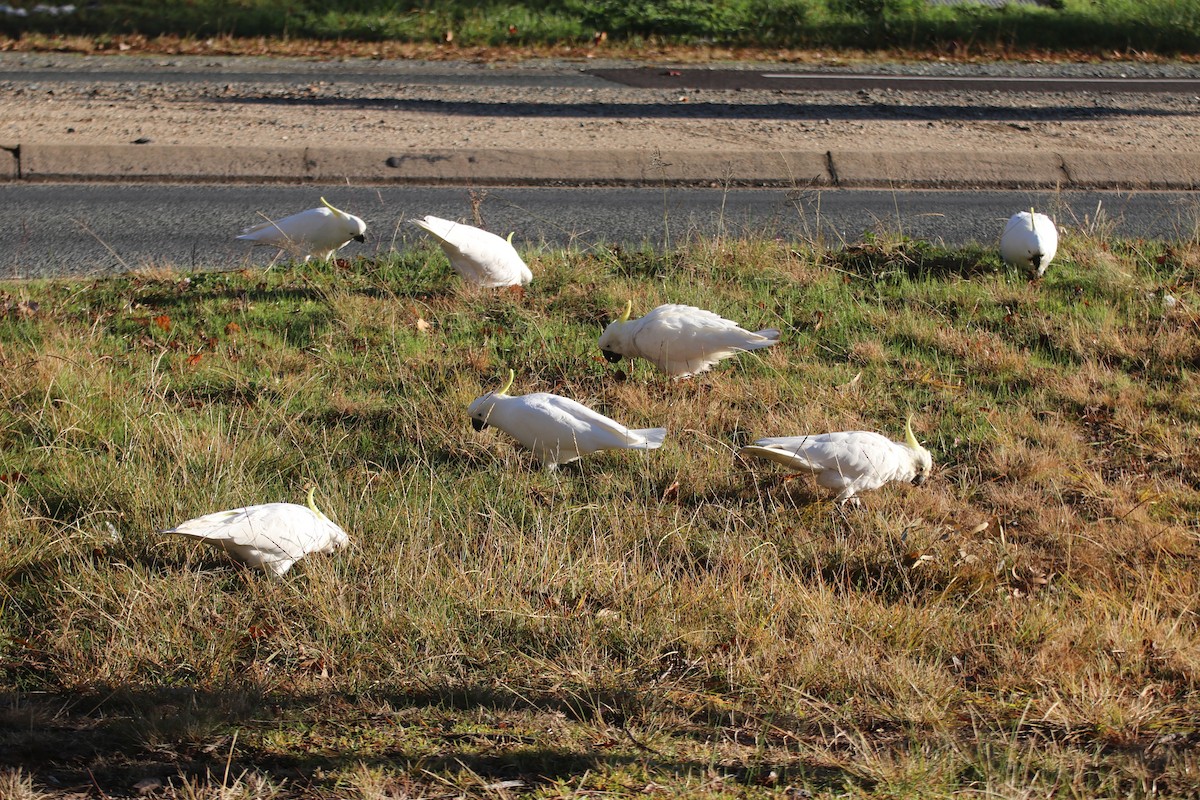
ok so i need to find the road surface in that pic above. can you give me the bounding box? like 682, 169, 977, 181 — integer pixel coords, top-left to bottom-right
1, 184, 1192, 278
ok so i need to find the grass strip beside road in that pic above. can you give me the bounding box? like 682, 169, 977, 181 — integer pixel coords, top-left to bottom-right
1, 0, 1199, 57
1, 227, 1199, 798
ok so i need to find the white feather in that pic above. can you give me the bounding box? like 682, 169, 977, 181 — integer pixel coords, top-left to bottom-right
238, 204, 367, 262
469, 388, 665, 469
410, 215, 532, 287
163, 501, 350, 577
598, 304, 780, 378
740, 428, 932, 504
1000, 210, 1058, 277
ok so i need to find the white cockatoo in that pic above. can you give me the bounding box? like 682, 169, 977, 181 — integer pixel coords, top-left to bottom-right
1000, 207, 1058, 277
237, 197, 367, 262
598, 301, 781, 378
740, 418, 933, 505
410, 215, 532, 288
163, 487, 350, 576
468, 370, 667, 469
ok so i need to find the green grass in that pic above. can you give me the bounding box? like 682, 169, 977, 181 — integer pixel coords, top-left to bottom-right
2, 216, 1200, 798
2, 0, 1199, 55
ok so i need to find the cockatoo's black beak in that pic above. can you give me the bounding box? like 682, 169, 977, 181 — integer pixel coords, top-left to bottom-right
602, 349, 622, 364
353, 234, 366, 243
471, 417, 487, 432
912, 474, 927, 486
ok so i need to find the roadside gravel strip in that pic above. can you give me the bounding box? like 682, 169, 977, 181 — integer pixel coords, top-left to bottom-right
1, 53, 1198, 188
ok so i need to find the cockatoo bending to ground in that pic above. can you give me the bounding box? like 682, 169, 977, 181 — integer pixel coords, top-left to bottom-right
1000, 208, 1058, 277
237, 197, 367, 262
468, 370, 667, 469
597, 302, 781, 378
739, 418, 933, 505
410, 215, 532, 288
163, 487, 350, 576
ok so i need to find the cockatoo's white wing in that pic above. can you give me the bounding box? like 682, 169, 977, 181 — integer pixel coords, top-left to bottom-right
1000, 211, 1058, 276
472, 391, 666, 467
410, 215, 532, 287
600, 304, 780, 377
238, 205, 366, 262
522, 393, 667, 451
164, 502, 349, 577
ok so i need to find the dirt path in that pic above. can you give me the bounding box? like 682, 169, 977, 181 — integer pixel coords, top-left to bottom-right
1, 55, 1197, 157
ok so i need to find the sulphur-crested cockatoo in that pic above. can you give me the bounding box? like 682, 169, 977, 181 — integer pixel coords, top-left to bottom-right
410, 215, 532, 287
598, 302, 781, 378
740, 418, 933, 505
1000, 208, 1058, 277
163, 488, 350, 576
238, 197, 367, 262
468, 370, 666, 469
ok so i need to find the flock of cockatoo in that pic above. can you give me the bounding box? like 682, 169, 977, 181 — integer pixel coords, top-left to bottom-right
165, 200, 1058, 576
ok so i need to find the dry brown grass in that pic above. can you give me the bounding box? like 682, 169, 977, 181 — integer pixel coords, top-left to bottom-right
1, 232, 1199, 797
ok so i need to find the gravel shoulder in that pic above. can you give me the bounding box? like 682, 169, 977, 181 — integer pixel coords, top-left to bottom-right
1, 54, 1197, 159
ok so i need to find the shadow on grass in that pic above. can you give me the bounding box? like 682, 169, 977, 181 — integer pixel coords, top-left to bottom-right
0, 684, 854, 795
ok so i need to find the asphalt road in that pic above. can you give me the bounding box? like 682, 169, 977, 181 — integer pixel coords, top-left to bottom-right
1, 184, 1193, 278
2, 64, 1196, 93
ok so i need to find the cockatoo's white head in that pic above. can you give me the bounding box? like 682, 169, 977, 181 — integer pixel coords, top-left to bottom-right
321, 197, 367, 243
469, 370, 515, 431
904, 416, 934, 485
597, 300, 634, 363
306, 486, 350, 549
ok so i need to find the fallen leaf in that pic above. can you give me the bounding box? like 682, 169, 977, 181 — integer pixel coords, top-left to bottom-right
153, 314, 171, 332
225, 321, 241, 336
186, 353, 203, 367
415, 317, 432, 333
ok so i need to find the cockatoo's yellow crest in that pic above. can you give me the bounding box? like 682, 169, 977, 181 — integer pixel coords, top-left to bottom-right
320, 197, 347, 219
497, 369, 515, 396
904, 416, 920, 451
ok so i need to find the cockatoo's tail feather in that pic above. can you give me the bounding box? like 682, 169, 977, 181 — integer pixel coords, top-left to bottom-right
627, 428, 668, 449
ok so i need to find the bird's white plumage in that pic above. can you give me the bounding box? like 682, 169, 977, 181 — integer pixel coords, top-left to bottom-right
163, 494, 349, 576
410, 215, 532, 287
740, 426, 933, 504
469, 377, 666, 468
598, 303, 780, 378
237, 200, 367, 262
1000, 209, 1058, 277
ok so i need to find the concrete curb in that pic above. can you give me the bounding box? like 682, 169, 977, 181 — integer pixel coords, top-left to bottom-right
6, 143, 1198, 190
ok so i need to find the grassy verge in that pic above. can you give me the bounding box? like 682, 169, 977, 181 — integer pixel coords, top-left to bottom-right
1, 211, 1199, 798
0, 0, 1198, 57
